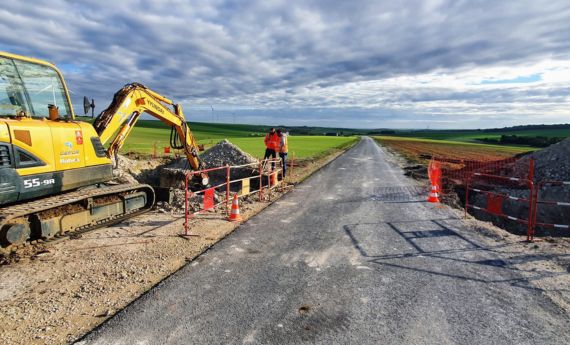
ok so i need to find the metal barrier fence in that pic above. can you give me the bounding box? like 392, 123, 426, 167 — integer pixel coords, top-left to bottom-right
436, 156, 533, 198
531, 180, 570, 241
183, 158, 284, 236
465, 172, 535, 241
423, 156, 570, 241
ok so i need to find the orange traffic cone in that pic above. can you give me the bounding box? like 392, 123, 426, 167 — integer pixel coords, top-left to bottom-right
427, 184, 440, 203
228, 194, 242, 222
270, 172, 277, 186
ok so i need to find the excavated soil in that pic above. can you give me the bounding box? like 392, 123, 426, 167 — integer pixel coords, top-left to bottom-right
0, 144, 349, 345
468, 138, 570, 236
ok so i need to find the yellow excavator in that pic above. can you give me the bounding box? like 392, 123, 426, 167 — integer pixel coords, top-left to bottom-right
0, 51, 205, 251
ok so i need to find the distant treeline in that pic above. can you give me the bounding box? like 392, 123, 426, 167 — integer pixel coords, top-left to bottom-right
366, 130, 396, 135
479, 135, 565, 147
484, 124, 570, 132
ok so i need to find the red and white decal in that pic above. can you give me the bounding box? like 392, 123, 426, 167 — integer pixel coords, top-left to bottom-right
75, 130, 83, 145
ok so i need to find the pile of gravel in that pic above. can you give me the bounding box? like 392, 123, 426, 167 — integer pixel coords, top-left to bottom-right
168, 139, 258, 169
517, 138, 570, 182
161, 140, 260, 188
469, 138, 570, 236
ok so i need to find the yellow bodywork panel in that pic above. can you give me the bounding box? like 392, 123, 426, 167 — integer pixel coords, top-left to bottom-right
47, 121, 86, 171
1, 118, 111, 176
0, 123, 10, 142
77, 122, 112, 167
4, 118, 56, 176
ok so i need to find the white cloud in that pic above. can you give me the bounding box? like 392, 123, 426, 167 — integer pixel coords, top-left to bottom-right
1, 0, 569, 128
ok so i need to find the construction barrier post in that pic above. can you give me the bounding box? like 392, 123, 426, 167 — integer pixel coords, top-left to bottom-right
529, 158, 535, 183
259, 161, 264, 201
184, 172, 189, 235
527, 180, 535, 242
225, 165, 230, 216
267, 172, 271, 202
280, 160, 284, 191
464, 177, 470, 219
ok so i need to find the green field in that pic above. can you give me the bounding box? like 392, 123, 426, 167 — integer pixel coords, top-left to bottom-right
221, 136, 357, 159
96, 119, 358, 159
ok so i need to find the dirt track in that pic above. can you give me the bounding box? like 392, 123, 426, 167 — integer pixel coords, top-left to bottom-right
0, 148, 349, 345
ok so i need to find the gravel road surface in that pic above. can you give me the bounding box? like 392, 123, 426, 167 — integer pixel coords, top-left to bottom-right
81, 137, 570, 345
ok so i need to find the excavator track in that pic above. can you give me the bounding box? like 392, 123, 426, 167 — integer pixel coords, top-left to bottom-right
0, 184, 155, 254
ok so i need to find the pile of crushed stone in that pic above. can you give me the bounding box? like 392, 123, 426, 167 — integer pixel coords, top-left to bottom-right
169, 139, 258, 169
469, 138, 570, 236
516, 138, 570, 182
201, 139, 259, 167
161, 140, 260, 188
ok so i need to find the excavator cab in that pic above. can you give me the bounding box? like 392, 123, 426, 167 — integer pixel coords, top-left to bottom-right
0, 52, 112, 205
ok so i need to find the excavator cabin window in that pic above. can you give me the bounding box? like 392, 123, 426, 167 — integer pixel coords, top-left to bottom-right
0, 56, 71, 119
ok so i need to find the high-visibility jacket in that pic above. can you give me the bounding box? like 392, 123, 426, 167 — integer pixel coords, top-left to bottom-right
279, 135, 288, 153
264, 133, 279, 150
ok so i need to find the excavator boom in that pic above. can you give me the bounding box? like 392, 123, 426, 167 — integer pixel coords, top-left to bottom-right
93, 83, 203, 171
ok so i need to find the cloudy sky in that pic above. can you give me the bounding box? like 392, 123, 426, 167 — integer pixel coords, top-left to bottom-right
1, 0, 569, 129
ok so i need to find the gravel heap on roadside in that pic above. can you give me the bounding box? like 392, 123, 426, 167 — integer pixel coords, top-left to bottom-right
168, 139, 258, 169
470, 138, 570, 236
516, 138, 570, 182
161, 140, 260, 189
201, 139, 259, 168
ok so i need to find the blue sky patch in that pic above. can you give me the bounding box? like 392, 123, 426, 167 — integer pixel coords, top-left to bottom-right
481, 73, 542, 84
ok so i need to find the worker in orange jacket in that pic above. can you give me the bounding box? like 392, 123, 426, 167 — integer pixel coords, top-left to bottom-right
264, 128, 279, 169
277, 129, 288, 177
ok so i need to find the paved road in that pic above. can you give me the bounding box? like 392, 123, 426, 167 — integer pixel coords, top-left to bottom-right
82, 137, 570, 345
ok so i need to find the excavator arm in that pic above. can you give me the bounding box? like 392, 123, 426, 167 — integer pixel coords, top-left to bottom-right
93, 83, 203, 171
